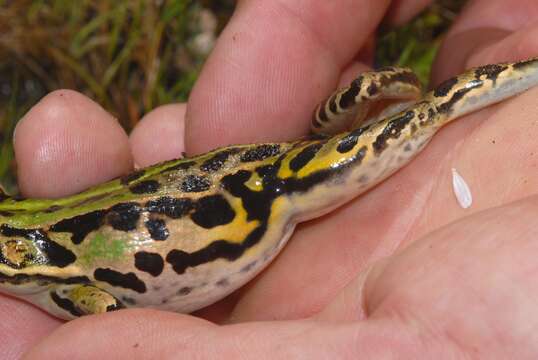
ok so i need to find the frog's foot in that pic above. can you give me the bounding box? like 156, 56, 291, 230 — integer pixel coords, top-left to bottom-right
311, 67, 422, 135
50, 285, 124, 318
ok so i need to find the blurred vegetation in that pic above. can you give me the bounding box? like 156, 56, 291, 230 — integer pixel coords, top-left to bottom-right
376, 0, 467, 84
0, 0, 465, 190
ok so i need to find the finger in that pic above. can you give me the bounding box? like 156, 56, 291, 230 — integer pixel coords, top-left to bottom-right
448, 0, 538, 34
0, 295, 61, 360
14, 90, 132, 198
464, 25, 538, 68
337, 61, 371, 87
317, 196, 538, 357
185, 0, 391, 154
24, 309, 414, 359
432, 0, 538, 84
129, 103, 186, 168
221, 49, 538, 322
383, 0, 432, 26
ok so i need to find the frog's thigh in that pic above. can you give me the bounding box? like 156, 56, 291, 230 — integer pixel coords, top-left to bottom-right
51, 285, 124, 318
312, 67, 422, 135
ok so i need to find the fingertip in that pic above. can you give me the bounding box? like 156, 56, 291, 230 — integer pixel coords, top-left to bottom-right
129, 103, 186, 167
338, 62, 371, 87
431, 0, 538, 85
383, 0, 432, 26
430, 27, 509, 86
466, 25, 538, 68
15, 89, 132, 198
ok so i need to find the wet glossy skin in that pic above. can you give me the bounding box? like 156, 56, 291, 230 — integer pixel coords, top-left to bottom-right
1, 58, 538, 320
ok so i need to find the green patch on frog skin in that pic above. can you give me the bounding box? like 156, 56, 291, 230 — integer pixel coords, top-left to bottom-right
79, 233, 127, 266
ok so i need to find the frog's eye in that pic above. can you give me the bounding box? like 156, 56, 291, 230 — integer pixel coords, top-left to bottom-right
0, 238, 36, 269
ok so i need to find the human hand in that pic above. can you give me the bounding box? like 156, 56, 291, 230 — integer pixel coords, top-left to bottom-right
5, 0, 538, 358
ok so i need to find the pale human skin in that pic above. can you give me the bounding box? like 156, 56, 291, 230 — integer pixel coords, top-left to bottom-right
3, 0, 538, 358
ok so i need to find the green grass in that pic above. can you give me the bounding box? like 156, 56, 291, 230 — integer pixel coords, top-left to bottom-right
376, 0, 467, 84
0, 0, 216, 129
0, 0, 464, 191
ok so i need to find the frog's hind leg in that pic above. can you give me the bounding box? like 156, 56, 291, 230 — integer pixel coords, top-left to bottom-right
48, 285, 124, 319
311, 67, 423, 135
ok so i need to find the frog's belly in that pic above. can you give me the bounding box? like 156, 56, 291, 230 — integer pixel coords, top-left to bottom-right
113, 220, 296, 313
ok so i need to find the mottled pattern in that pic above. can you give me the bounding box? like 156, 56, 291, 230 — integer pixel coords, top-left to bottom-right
107, 203, 141, 231
438, 79, 483, 114
240, 144, 281, 162
180, 175, 211, 193
312, 67, 422, 135
50, 292, 82, 317
289, 143, 324, 171
146, 197, 193, 219
1, 57, 538, 320
144, 219, 169, 240
134, 252, 165, 277
434, 77, 458, 97
120, 169, 146, 185
474, 64, 508, 81
336, 126, 369, 154
94, 268, 146, 293
372, 111, 415, 155
190, 195, 236, 228
50, 210, 106, 244
166, 225, 267, 275
129, 180, 161, 194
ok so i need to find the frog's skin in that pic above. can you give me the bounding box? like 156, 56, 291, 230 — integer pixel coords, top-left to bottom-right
1, 58, 537, 320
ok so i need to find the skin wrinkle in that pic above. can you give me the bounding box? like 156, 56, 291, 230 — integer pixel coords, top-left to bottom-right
373, 177, 435, 257
225, 19, 305, 124
268, 0, 390, 107
271, 0, 346, 69
370, 208, 500, 355
277, 0, 390, 63
316, 262, 372, 321
16, 91, 132, 197
265, 2, 347, 126
398, 104, 500, 244
185, 0, 390, 154
130, 104, 185, 167
186, 11, 323, 150
245, 6, 318, 115
35, 131, 87, 189
411, 125, 466, 240
441, 222, 532, 357
465, 25, 538, 69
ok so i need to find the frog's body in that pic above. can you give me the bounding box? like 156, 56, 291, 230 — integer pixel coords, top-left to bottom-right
1, 58, 537, 320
